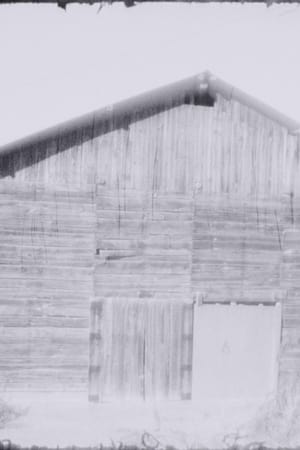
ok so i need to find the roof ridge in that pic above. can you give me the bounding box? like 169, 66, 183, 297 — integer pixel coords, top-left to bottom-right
0, 71, 299, 157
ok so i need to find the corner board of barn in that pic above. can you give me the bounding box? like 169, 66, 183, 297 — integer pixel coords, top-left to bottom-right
1, 72, 300, 420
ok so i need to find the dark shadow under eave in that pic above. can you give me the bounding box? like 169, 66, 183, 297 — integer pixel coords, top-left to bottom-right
0, 92, 215, 179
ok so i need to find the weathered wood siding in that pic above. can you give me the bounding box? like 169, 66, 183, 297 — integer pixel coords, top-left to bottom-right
0, 182, 95, 390
2, 97, 299, 197
89, 299, 193, 401
0, 94, 300, 395
191, 193, 300, 390
90, 188, 193, 401
94, 188, 193, 299
279, 195, 300, 390
192, 196, 284, 305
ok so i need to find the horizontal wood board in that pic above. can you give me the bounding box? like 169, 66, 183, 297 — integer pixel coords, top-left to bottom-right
0, 185, 95, 390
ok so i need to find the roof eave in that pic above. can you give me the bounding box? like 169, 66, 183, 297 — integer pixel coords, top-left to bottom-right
0, 71, 299, 158
0, 73, 213, 158
207, 73, 300, 134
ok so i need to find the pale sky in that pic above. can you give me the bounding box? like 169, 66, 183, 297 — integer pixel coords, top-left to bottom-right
1, 3, 300, 146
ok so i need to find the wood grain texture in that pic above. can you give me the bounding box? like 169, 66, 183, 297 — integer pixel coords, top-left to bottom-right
0, 185, 95, 390
0, 94, 299, 396
192, 195, 283, 303
2, 98, 299, 198
95, 188, 193, 298
91, 188, 193, 400
90, 299, 193, 401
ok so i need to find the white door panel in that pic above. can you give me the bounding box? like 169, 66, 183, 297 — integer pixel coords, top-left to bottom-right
192, 303, 281, 401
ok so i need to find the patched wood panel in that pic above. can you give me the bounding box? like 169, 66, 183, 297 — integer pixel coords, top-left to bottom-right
192, 195, 284, 304
94, 188, 193, 300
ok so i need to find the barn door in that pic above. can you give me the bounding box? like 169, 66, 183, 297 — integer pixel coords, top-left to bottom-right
192, 303, 282, 402
89, 299, 193, 402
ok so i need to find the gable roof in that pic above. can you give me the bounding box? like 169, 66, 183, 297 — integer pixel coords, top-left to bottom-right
1, 71, 299, 158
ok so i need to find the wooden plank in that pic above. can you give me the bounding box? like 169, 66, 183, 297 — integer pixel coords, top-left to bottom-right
88, 301, 103, 402
91, 299, 193, 402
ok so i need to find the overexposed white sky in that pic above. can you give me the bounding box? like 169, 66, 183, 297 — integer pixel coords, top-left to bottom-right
1, 3, 300, 146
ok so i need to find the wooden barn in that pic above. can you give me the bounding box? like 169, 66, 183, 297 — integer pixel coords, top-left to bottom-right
0, 71, 299, 404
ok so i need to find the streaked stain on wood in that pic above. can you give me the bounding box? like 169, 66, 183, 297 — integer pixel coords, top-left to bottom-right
0, 93, 299, 397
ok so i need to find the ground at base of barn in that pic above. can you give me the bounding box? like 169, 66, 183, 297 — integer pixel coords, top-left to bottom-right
1, 392, 300, 449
